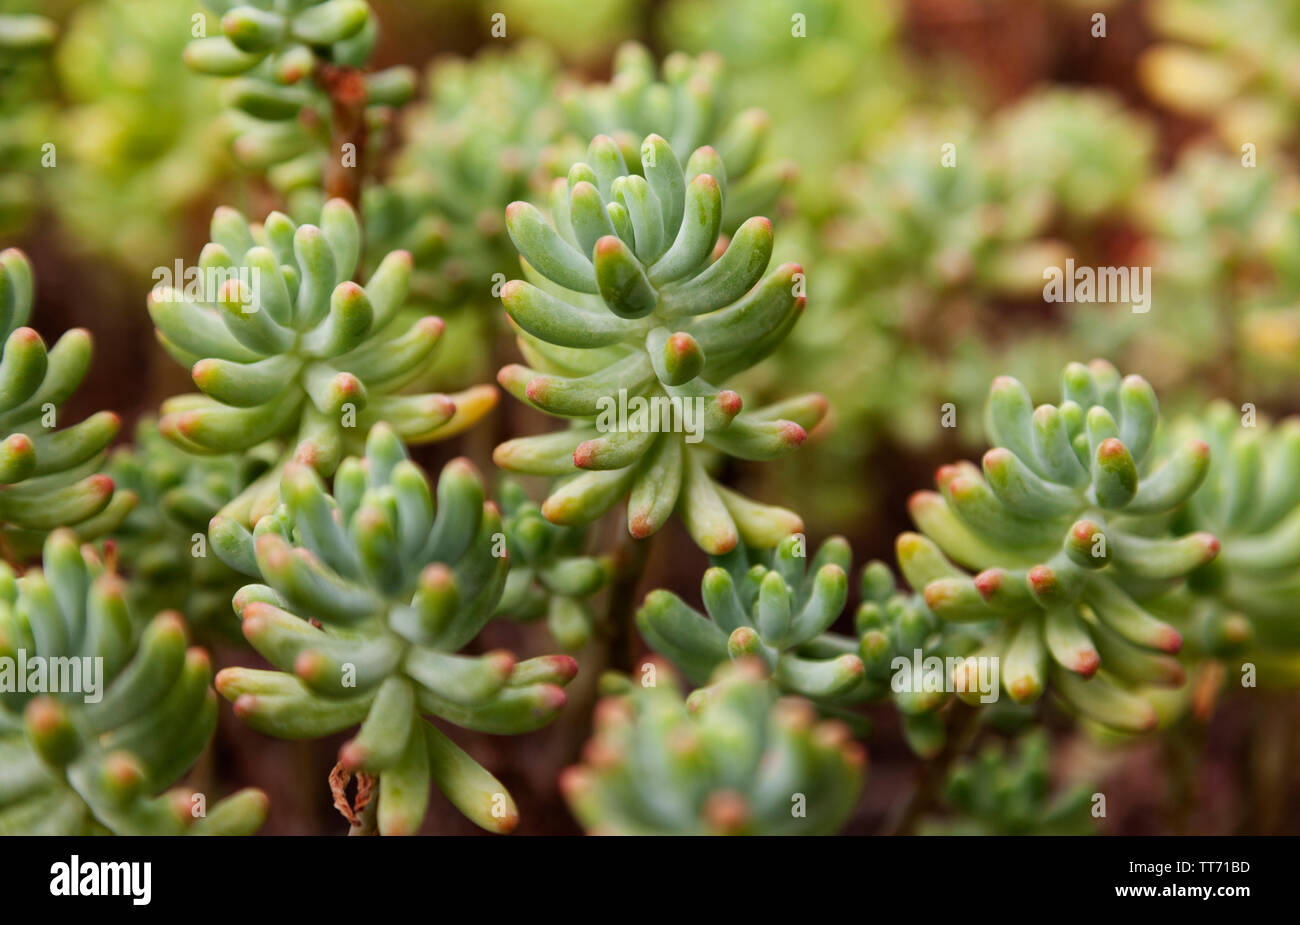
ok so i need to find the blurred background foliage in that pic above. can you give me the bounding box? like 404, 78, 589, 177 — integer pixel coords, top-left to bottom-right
4, 0, 1300, 834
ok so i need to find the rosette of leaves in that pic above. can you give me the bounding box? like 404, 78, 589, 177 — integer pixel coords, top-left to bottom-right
107, 418, 278, 637
0, 249, 132, 553
636, 534, 980, 755
184, 0, 414, 211
494, 478, 612, 651
492, 133, 823, 553
367, 42, 565, 314
148, 199, 496, 526
900, 360, 1219, 733
210, 425, 578, 835
51, 0, 228, 273
561, 658, 864, 835
1170, 403, 1300, 681
918, 732, 1095, 836
561, 42, 792, 232
0, 4, 55, 236
0, 530, 267, 835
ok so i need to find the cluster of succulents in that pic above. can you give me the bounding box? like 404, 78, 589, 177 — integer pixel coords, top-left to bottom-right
0, 530, 267, 834
2, 0, 1299, 842
562, 659, 865, 834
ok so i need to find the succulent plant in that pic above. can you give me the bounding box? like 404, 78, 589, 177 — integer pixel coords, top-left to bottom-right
561, 658, 864, 834
0, 248, 132, 554
636, 534, 981, 754
148, 199, 496, 526
561, 42, 793, 233
900, 360, 1219, 732
919, 731, 1095, 835
107, 418, 278, 638
0, 530, 267, 834
1169, 403, 1300, 681
494, 478, 612, 651
492, 133, 823, 553
211, 425, 577, 834
184, 0, 414, 210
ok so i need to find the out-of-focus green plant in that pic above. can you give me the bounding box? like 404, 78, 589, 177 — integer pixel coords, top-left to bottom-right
483, 0, 641, 66
147, 199, 496, 526
919, 731, 1095, 835
1136, 145, 1300, 400
52, 0, 228, 274
988, 89, 1154, 229
212, 425, 577, 834
660, 0, 910, 218
492, 132, 821, 553
561, 658, 864, 834
0, 248, 132, 556
0, 530, 267, 834
494, 477, 612, 651
107, 418, 278, 639
899, 360, 1218, 733
0, 4, 55, 237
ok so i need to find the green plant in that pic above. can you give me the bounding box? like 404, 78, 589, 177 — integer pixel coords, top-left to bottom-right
492, 132, 823, 552
900, 360, 1218, 732
561, 658, 864, 834
107, 418, 278, 638
211, 425, 577, 834
1171, 403, 1300, 681
494, 478, 612, 650
560, 42, 792, 232
147, 199, 496, 526
0, 530, 267, 834
919, 731, 1095, 835
184, 0, 414, 210
0, 248, 131, 555
0, 5, 55, 236
636, 534, 982, 755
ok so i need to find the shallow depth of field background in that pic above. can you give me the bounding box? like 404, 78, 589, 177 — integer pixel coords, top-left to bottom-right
6, 0, 1300, 834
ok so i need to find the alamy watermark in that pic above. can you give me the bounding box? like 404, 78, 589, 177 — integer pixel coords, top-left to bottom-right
1043, 259, 1151, 313
891, 649, 1001, 704
0, 651, 102, 703
151, 260, 262, 311
594, 388, 706, 443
